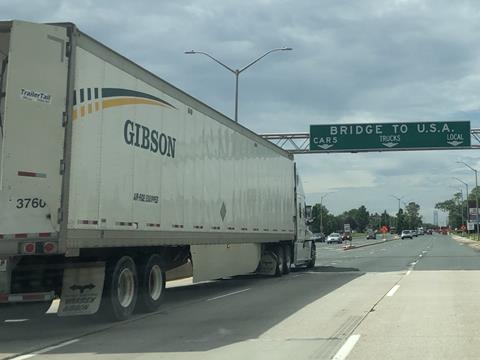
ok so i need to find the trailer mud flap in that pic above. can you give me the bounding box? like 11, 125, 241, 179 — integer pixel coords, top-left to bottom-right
256, 251, 277, 276
58, 263, 105, 316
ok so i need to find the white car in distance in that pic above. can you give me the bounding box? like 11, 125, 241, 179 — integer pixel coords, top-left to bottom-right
326, 233, 342, 244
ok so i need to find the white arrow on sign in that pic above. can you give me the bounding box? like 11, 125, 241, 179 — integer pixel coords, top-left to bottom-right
317, 144, 334, 150
447, 140, 463, 147
382, 142, 399, 148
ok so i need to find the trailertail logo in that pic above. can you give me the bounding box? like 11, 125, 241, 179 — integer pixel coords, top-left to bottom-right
72, 87, 176, 120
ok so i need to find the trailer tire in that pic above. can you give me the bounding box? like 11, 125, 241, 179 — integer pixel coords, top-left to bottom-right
274, 247, 284, 277
283, 245, 291, 274
137, 254, 165, 313
101, 256, 138, 321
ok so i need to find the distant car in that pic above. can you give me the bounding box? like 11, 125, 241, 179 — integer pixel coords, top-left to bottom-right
366, 231, 377, 240
326, 233, 342, 244
401, 230, 413, 239
412, 229, 418, 237
342, 232, 352, 241
312, 233, 325, 242
426, 229, 433, 235
417, 228, 424, 235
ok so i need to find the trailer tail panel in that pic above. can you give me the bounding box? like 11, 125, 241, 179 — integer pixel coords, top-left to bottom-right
0, 21, 68, 254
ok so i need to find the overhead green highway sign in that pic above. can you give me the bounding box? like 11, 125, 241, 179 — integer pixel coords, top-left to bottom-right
309, 121, 471, 152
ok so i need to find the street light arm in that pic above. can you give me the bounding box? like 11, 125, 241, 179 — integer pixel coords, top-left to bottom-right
184, 50, 236, 74
453, 177, 468, 186
238, 47, 292, 73
320, 192, 332, 201
457, 161, 478, 174
390, 194, 404, 201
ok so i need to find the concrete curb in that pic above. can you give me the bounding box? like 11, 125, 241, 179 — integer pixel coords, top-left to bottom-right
343, 238, 396, 250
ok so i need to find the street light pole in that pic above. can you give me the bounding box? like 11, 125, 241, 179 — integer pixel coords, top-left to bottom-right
457, 162, 479, 240
320, 193, 331, 234
185, 47, 292, 122
453, 177, 469, 232
390, 194, 404, 231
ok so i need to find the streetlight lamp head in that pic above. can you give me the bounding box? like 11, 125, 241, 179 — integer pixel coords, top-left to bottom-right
184, 50, 196, 54
282, 47, 293, 51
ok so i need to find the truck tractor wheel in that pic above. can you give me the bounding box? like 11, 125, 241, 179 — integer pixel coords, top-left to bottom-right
283, 245, 291, 274
101, 256, 138, 321
306, 242, 316, 269
274, 246, 284, 277
137, 254, 165, 313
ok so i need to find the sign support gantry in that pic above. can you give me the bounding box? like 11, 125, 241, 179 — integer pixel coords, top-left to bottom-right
260, 128, 480, 154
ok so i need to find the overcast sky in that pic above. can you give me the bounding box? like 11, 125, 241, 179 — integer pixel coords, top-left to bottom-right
4, 0, 480, 224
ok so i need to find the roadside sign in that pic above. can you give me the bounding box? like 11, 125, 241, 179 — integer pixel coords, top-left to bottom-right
310, 121, 471, 152
344, 223, 351, 232
468, 222, 475, 231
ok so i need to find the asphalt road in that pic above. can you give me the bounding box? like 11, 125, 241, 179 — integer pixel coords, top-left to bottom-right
1, 233, 480, 359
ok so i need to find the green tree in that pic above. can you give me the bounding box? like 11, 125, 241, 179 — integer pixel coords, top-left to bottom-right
405, 202, 422, 229
435, 192, 464, 228
396, 208, 408, 233
355, 205, 370, 232
368, 212, 382, 230
310, 203, 329, 233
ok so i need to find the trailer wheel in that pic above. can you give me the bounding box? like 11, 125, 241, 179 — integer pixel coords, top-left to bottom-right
274, 247, 284, 277
137, 254, 165, 313
101, 256, 138, 321
283, 245, 291, 274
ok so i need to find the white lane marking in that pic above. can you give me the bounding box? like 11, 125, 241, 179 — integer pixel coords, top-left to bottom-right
386, 284, 400, 297
4, 319, 29, 323
406, 270, 411, 276
206, 288, 250, 301
332, 334, 361, 360
422, 250, 427, 254
410, 261, 417, 266
419, 254, 423, 258
11, 339, 80, 360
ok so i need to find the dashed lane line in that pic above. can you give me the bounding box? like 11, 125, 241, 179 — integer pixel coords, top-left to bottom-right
206, 288, 250, 301
332, 334, 361, 360
386, 284, 400, 297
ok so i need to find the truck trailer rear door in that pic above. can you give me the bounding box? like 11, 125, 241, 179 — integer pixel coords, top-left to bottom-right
0, 21, 69, 253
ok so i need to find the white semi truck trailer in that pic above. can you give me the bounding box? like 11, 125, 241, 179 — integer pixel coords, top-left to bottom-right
0, 20, 315, 321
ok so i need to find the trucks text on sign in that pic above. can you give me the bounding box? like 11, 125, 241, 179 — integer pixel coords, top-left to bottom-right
309, 121, 471, 152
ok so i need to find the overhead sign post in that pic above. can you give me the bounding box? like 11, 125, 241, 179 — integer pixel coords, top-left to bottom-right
310, 121, 471, 152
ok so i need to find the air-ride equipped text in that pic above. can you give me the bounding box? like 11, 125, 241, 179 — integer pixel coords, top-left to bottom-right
124, 119, 176, 158
133, 192, 159, 204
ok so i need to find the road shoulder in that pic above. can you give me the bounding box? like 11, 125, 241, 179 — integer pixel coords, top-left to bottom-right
451, 234, 480, 251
